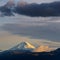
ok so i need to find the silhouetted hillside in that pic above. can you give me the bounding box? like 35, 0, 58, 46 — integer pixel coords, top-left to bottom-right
0, 48, 60, 60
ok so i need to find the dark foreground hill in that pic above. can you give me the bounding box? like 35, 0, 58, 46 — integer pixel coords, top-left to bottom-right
0, 48, 60, 60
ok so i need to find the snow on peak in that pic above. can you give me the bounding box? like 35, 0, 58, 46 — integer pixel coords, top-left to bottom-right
23, 42, 35, 49
10, 41, 35, 51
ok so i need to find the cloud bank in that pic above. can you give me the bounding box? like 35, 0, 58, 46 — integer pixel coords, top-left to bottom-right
0, 1, 60, 16
15, 1, 60, 17
33, 45, 53, 52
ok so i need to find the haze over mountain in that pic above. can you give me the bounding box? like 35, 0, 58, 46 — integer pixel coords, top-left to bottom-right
1, 41, 53, 52
34, 45, 53, 52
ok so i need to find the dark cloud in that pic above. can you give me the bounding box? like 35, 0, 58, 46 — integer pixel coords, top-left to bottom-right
0, 1, 60, 16
15, 1, 60, 17
0, 6, 14, 16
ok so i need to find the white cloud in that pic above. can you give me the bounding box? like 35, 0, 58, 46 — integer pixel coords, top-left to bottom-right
24, 0, 60, 3
0, 0, 9, 6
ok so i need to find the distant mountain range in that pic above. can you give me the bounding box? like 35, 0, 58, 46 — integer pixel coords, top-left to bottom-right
0, 1, 60, 17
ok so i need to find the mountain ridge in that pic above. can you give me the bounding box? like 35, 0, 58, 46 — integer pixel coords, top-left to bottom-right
0, 48, 60, 60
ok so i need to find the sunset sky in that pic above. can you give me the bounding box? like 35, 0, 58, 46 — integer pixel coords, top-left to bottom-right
0, 0, 60, 51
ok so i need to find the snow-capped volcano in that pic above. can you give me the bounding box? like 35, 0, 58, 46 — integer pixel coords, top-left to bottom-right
10, 42, 35, 52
